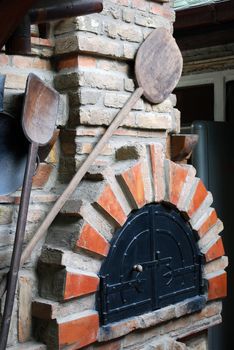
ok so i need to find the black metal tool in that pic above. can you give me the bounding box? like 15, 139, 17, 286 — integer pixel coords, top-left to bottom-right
0, 73, 59, 349
0, 75, 28, 195
29, 0, 103, 23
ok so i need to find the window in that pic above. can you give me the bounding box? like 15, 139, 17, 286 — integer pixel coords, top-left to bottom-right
175, 84, 214, 125
175, 70, 234, 125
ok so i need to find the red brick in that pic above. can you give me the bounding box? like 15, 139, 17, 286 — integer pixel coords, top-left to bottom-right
32, 163, 54, 188
207, 271, 227, 300
150, 144, 165, 202
97, 185, 127, 226
58, 311, 99, 349
0, 54, 9, 66
119, 162, 146, 208
77, 223, 110, 257
198, 209, 218, 237
19, 55, 32, 69
150, 2, 173, 20
78, 55, 96, 68
187, 180, 208, 217
64, 270, 99, 300
57, 55, 96, 71
31, 37, 53, 47
57, 56, 79, 71
12, 55, 51, 70
168, 162, 189, 206
205, 237, 225, 262
33, 57, 51, 70
132, 0, 149, 10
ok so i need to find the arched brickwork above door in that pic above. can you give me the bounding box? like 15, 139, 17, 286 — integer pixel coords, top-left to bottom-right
33, 143, 227, 349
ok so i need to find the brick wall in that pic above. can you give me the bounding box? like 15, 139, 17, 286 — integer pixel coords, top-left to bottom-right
0, 0, 227, 349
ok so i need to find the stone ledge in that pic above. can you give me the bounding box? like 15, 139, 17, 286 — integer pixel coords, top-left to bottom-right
7, 342, 46, 350
98, 296, 206, 342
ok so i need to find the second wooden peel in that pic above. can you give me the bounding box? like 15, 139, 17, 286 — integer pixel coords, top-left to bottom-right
0, 74, 60, 350
2, 28, 183, 291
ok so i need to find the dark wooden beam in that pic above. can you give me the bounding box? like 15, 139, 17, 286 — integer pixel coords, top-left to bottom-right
175, 22, 234, 51
0, 0, 37, 50
175, 0, 234, 30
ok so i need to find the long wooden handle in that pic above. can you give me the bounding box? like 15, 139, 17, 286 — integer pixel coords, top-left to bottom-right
0, 142, 38, 349
22, 87, 144, 264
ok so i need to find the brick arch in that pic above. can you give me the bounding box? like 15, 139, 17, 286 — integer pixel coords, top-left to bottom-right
33, 143, 227, 349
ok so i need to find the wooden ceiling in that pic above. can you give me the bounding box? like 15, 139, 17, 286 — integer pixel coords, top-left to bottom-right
174, 0, 234, 50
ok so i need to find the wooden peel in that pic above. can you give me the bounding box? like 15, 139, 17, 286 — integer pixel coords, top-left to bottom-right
0, 74, 59, 349
0, 28, 183, 300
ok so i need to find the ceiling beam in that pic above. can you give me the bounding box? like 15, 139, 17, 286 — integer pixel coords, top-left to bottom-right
175, 0, 234, 30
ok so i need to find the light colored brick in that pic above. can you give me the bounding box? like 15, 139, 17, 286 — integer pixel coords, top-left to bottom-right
79, 70, 124, 90
204, 256, 228, 275
103, 3, 122, 18
18, 272, 34, 342
150, 143, 165, 202
78, 32, 124, 58
56, 93, 69, 127
5, 74, 27, 90
123, 8, 135, 22
124, 78, 135, 92
104, 92, 144, 110
193, 208, 218, 238
117, 23, 143, 42
77, 16, 102, 34
8, 342, 46, 350
135, 112, 173, 130
123, 41, 138, 59
0, 205, 13, 225
198, 219, 224, 251
79, 89, 102, 105
79, 106, 135, 127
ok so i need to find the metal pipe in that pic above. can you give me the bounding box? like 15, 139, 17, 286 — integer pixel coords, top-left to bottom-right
5, 15, 31, 55
29, 0, 103, 24
0, 0, 37, 50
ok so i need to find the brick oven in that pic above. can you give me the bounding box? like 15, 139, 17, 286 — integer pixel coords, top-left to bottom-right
0, 0, 227, 349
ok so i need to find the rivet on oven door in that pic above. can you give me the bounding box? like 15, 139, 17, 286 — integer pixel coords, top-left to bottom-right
133, 264, 143, 272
